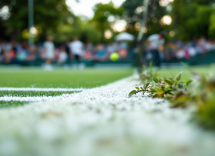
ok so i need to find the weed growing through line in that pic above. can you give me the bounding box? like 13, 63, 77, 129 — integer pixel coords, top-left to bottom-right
129, 65, 215, 130
139, 62, 158, 83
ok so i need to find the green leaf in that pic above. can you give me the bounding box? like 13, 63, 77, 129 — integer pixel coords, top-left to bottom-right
164, 86, 171, 92
140, 74, 146, 78
178, 83, 184, 89
160, 84, 165, 88
174, 81, 178, 86
128, 90, 137, 97
135, 87, 140, 90
145, 82, 150, 88
155, 86, 163, 92
140, 87, 144, 90
169, 77, 174, 82
153, 77, 159, 83
164, 79, 173, 85
176, 71, 183, 81
186, 80, 192, 86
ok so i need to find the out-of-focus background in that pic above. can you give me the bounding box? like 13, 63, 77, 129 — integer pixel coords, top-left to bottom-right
1, 1, 215, 156
0, 0, 215, 67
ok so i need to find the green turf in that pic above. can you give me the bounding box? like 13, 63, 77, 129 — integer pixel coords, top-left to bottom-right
0, 91, 79, 97
0, 66, 212, 109
0, 67, 133, 88
0, 101, 28, 108
157, 66, 210, 80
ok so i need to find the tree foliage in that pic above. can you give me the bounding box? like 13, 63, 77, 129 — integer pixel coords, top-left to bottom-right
171, 0, 215, 40
90, 2, 124, 42
1, 0, 215, 42
122, 0, 168, 36
0, 0, 78, 41
122, 0, 215, 40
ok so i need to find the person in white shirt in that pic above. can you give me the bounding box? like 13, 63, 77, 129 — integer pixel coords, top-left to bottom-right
44, 36, 54, 70
58, 46, 67, 65
147, 32, 166, 67
69, 37, 84, 67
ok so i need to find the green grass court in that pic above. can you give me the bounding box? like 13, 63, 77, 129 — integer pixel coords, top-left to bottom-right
0, 66, 210, 108
0, 67, 133, 108
157, 66, 209, 80
0, 67, 133, 88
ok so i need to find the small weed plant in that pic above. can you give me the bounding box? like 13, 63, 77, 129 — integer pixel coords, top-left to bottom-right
139, 62, 158, 82
129, 65, 215, 130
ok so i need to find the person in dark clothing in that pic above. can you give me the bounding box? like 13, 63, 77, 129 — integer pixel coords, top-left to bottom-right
147, 32, 166, 67
64, 40, 71, 68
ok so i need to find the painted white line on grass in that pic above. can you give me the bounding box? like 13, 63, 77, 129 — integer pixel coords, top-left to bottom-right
0, 87, 86, 92
0, 75, 215, 156
0, 94, 72, 102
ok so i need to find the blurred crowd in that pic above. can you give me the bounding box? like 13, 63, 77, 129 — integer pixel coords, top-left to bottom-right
0, 38, 132, 65
1, 37, 215, 67
161, 37, 215, 60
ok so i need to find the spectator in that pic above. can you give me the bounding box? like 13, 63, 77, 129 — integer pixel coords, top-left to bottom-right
96, 44, 107, 61
58, 46, 67, 65
85, 42, 93, 59
147, 32, 166, 67
44, 36, 54, 70
188, 45, 197, 57
69, 37, 84, 68
1, 36, 215, 66
117, 41, 128, 59
106, 43, 116, 54
64, 40, 71, 69
0, 40, 3, 62
176, 48, 185, 59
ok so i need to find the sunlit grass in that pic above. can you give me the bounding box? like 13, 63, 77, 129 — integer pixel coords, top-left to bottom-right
0, 67, 133, 88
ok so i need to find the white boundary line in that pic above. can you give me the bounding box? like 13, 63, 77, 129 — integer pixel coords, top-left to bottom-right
0, 94, 72, 102
0, 87, 86, 92
0, 75, 215, 156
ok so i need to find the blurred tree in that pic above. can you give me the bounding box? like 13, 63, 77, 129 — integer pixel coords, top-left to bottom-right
0, 17, 8, 40
80, 24, 102, 44
122, 0, 168, 37
172, 0, 215, 40
122, 0, 215, 40
0, 0, 79, 42
52, 18, 102, 44
47, 12, 82, 44
209, 7, 215, 37
91, 2, 124, 42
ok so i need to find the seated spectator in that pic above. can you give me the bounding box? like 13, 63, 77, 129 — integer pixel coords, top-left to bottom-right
106, 43, 116, 54
96, 44, 108, 61
84, 41, 93, 59
58, 46, 67, 64
196, 44, 203, 54
198, 37, 207, 53
17, 51, 26, 61
206, 40, 214, 51
26, 45, 36, 61
117, 41, 128, 59
85, 50, 92, 59
212, 39, 215, 50
188, 45, 197, 57
5, 49, 15, 63
17, 42, 29, 61
0, 41, 3, 62
86, 42, 93, 53
184, 46, 191, 59
176, 48, 185, 59
92, 48, 99, 61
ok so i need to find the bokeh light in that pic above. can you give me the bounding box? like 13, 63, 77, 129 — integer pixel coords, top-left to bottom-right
161, 15, 172, 25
